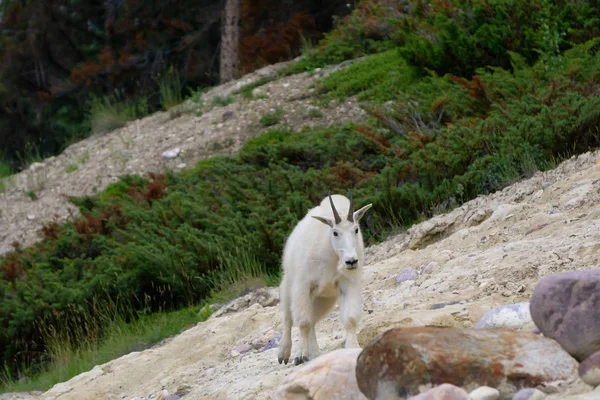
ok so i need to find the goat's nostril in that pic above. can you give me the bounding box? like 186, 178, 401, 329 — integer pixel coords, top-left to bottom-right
345, 259, 358, 266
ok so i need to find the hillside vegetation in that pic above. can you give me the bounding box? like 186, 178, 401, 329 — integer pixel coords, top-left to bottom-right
3, 0, 600, 390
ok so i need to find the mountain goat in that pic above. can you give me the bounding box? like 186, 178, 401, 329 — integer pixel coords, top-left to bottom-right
277, 191, 372, 365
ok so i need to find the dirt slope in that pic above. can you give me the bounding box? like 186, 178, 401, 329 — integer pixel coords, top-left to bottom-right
4, 149, 597, 400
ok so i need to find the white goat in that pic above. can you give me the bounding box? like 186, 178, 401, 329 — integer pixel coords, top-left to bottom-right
277, 191, 372, 365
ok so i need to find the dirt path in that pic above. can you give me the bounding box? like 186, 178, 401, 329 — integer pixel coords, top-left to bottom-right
4, 150, 596, 400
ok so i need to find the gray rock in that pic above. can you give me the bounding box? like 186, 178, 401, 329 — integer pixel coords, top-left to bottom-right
263, 335, 281, 351
29, 162, 44, 172
511, 388, 547, 400
231, 344, 252, 356
222, 111, 235, 122
421, 262, 440, 275
469, 386, 500, 400
211, 287, 279, 318
429, 301, 460, 310
396, 268, 418, 284
161, 148, 181, 159
474, 302, 533, 330
579, 350, 600, 387
530, 269, 600, 361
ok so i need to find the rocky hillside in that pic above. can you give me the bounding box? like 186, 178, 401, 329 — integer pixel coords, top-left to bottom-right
0, 59, 365, 256
3, 141, 600, 398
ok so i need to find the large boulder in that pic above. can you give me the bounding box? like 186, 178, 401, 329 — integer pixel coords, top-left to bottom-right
530, 269, 600, 361
355, 327, 578, 400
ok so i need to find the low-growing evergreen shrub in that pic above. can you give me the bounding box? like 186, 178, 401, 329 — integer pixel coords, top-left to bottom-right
290, 0, 600, 77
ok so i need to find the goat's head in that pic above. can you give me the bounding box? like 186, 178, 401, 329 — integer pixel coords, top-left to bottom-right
312, 191, 372, 271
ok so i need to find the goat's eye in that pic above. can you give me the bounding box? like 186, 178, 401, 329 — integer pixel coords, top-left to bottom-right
355, 228, 359, 234
333, 231, 338, 237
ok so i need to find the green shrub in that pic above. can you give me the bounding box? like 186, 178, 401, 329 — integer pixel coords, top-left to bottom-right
234, 77, 274, 99
89, 95, 148, 134
210, 95, 234, 107
287, 0, 600, 77
394, 0, 600, 77
259, 108, 285, 127
157, 66, 183, 110
318, 49, 416, 102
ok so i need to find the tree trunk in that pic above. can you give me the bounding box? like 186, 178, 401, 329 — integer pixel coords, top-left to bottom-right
219, 0, 241, 83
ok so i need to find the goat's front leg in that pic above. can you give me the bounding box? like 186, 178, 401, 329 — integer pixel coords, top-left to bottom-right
339, 281, 362, 348
291, 282, 314, 365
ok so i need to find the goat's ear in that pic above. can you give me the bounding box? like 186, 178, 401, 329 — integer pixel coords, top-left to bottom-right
353, 204, 373, 222
311, 215, 334, 227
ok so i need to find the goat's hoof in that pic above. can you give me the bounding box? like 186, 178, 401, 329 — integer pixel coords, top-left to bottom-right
278, 357, 289, 365
293, 356, 309, 365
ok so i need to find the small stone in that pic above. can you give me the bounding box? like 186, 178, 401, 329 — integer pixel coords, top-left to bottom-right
249, 327, 278, 349
395, 268, 418, 284
579, 350, 600, 387
511, 388, 547, 400
408, 384, 469, 399
162, 148, 180, 159
222, 110, 235, 122
530, 269, 600, 361
175, 163, 186, 169
263, 335, 280, 351
165, 395, 180, 400
174, 384, 192, 396
474, 302, 533, 330
202, 367, 216, 377
467, 209, 491, 226
157, 389, 170, 400
429, 301, 460, 310
565, 197, 586, 208
29, 162, 44, 172
231, 344, 252, 357
27, 215, 36, 221
469, 386, 500, 400
421, 262, 440, 274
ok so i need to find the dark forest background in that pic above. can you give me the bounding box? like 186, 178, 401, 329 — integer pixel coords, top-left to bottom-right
0, 0, 352, 170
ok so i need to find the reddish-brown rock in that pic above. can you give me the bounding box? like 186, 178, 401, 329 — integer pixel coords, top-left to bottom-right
355, 327, 577, 400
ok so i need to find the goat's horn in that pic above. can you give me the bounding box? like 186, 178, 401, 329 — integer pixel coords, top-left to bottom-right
347, 189, 354, 222
328, 190, 342, 224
